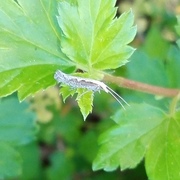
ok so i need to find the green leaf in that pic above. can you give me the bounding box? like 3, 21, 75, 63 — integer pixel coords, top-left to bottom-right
60, 85, 76, 102
45, 151, 74, 180
166, 45, 180, 88
176, 15, 180, 52
77, 131, 98, 163
0, 0, 74, 100
127, 50, 168, 87
57, 0, 136, 71
93, 102, 180, 179
93, 103, 165, 171
175, 16, 180, 46
142, 27, 170, 59
18, 143, 41, 180
0, 143, 22, 178
145, 110, 180, 180
0, 96, 37, 145
76, 89, 94, 120
59, 84, 93, 120
0, 95, 36, 178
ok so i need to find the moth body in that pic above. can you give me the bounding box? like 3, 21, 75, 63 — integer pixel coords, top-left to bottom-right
54, 70, 128, 109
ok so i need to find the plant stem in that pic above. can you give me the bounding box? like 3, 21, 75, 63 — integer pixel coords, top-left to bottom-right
103, 74, 180, 97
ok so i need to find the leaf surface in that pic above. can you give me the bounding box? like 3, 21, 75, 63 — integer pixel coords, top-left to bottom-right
0, 0, 73, 100
0, 96, 36, 178
0, 143, 22, 178
93, 103, 165, 171
60, 85, 76, 102
76, 89, 94, 120
166, 45, 180, 88
59, 85, 94, 120
145, 110, 180, 180
57, 0, 136, 71
93, 103, 180, 179
176, 15, 180, 48
0, 96, 37, 145
46, 151, 74, 180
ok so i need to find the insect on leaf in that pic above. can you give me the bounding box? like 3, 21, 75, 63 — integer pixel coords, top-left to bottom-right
57, 0, 136, 71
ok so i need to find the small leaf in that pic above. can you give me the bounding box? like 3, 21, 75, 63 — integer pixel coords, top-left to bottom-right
57, 0, 136, 71
60, 85, 76, 102
76, 89, 94, 120
58, 84, 94, 120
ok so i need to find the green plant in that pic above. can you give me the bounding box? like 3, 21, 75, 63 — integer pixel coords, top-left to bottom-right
0, 0, 180, 179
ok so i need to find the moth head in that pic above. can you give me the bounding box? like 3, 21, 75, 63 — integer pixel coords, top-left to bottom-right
54, 70, 66, 83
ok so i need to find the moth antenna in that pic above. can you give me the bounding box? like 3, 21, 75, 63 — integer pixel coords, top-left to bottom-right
106, 86, 129, 109
107, 90, 125, 109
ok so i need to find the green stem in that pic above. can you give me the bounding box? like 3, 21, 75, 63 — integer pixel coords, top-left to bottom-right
103, 74, 180, 97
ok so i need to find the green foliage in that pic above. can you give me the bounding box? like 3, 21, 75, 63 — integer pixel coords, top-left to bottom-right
76, 89, 94, 120
18, 143, 41, 179
57, 0, 136, 118
0, 143, 22, 178
145, 110, 180, 180
93, 103, 180, 179
142, 27, 170, 59
57, 0, 136, 71
0, 0, 136, 119
0, 0, 180, 179
166, 46, 180, 88
45, 151, 74, 180
0, 0, 73, 101
60, 85, 94, 120
0, 96, 36, 178
93, 103, 164, 171
176, 15, 180, 47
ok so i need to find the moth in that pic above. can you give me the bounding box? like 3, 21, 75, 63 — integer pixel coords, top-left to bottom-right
54, 70, 129, 109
